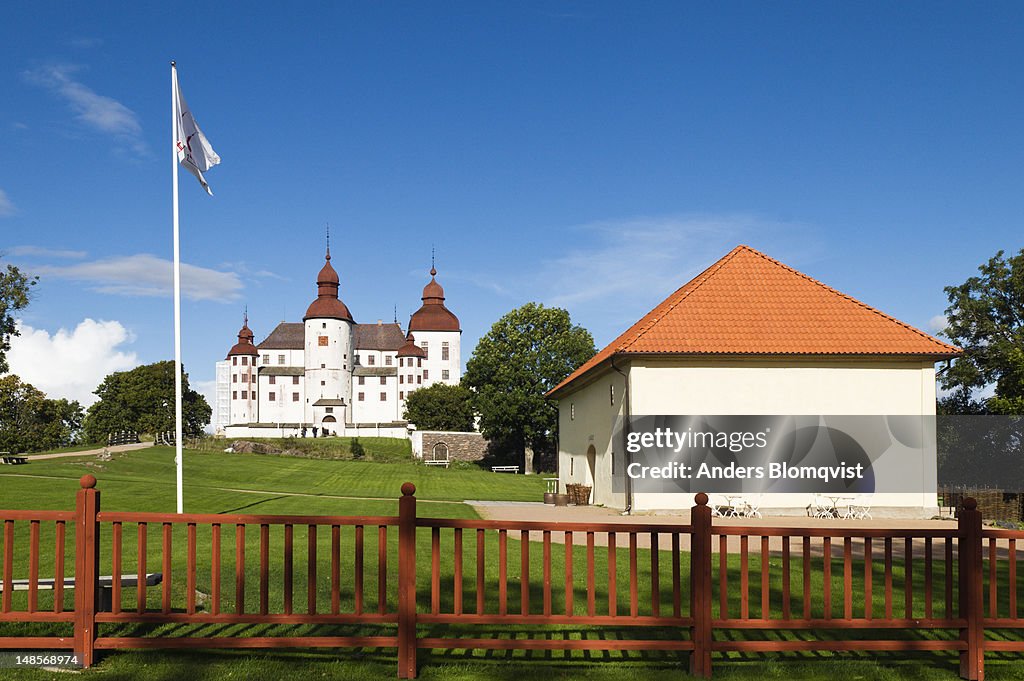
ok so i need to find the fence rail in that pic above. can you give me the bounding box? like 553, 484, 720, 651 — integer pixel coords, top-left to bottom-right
0, 478, 1021, 679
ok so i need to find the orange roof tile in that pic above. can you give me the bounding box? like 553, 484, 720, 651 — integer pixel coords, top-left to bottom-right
549, 245, 960, 397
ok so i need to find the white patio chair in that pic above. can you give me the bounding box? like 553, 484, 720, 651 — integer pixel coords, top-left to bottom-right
846, 494, 873, 519
742, 494, 763, 518
807, 494, 834, 519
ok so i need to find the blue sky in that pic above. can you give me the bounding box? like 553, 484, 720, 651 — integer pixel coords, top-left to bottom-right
2, 2, 1023, 408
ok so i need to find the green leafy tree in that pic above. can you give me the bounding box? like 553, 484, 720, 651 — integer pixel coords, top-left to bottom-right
464, 302, 596, 468
940, 249, 1024, 414
403, 383, 475, 432
0, 261, 37, 375
83, 360, 211, 442
0, 374, 83, 453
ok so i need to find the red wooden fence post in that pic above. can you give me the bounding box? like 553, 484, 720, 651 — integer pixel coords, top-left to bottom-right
690, 492, 713, 678
958, 497, 983, 680
74, 475, 100, 668
397, 482, 418, 679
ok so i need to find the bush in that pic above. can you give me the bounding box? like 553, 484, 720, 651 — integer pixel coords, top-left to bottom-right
350, 438, 365, 459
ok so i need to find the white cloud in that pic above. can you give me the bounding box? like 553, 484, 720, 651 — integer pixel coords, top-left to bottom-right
0, 189, 15, 217
8, 245, 87, 259
192, 379, 219, 434
929, 314, 948, 335
34, 254, 243, 301
25, 64, 148, 157
7, 319, 138, 406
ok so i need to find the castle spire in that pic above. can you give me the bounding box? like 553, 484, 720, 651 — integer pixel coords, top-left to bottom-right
326, 222, 331, 260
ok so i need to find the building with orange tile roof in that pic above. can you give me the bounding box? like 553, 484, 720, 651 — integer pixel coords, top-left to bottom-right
549, 245, 959, 516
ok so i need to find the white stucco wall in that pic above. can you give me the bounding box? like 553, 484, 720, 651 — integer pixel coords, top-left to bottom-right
557, 357, 939, 516
417, 330, 462, 386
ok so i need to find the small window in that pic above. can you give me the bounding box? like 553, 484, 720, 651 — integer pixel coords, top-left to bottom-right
232, 357, 237, 366
292, 376, 299, 385
278, 354, 285, 365
385, 355, 392, 366
269, 376, 276, 385
423, 370, 429, 380
571, 403, 575, 420
441, 342, 449, 361
292, 393, 299, 402
610, 384, 615, 406
232, 374, 237, 383
368, 355, 376, 366
242, 374, 249, 383
418, 358, 422, 368
241, 391, 248, 399
417, 376, 422, 385
322, 322, 327, 329
241, 356, 248, 366
320, 363, 325, 369
400, 375, 405, 384
407, 374, 413, 383
359, 376, 365, 385
611, 451, 615, 475
380, 377, 387, 386
442, 370, 450, 380
432, 443, 449, 461
268, 392, 276, 401
400, 391, 405, 399
325, 407, 333, 414
263, 354, 270, 364
320, 380, 325, 386
422, 342, 428, 359
399, 358, 404, 367
380, 392, 387, 401
232, 391, 237, 399
570, 457, 574, 475
358, 392, 365, 402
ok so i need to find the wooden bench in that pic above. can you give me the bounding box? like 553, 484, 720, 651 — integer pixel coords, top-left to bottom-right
424, 459, 450, 468
491, 465, 520, 474
0, 573, 163, 612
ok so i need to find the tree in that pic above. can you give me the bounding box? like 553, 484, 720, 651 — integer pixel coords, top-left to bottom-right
403, 383, 475, 432
463, 302, 596, 469
83, 360, 211, 442
0, 374, 83, 453
0, 261, 37, 375
940, 249, 1024, 414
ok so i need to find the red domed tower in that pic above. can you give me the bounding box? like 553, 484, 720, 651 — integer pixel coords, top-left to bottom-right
408, 260, 461, 387
227, 313, 259, 425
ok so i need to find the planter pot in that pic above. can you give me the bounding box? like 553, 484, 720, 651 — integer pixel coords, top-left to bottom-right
543, 492, 556, 505
553, 494, 570, 507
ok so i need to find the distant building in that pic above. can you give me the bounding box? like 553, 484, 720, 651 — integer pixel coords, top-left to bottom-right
548, 245, 960, 517
215, 246, 461, 438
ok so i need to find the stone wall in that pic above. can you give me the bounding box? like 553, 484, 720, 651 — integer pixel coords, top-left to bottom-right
414, 431, 486, 462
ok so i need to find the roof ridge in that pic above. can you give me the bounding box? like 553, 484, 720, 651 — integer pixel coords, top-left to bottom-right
615, 244, 750, 353
739, 246, 959, 353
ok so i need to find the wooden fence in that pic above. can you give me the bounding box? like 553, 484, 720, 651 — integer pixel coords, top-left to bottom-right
1, 475, 1022, 679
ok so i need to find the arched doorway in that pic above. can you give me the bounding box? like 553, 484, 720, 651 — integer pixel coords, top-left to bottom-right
586, 445, 597, 488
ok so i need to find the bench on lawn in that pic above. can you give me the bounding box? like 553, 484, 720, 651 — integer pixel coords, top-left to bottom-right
0, 573, 163, 612
491, 465, 519, 474
0, 453, 28, 464
424, 458, 450, 468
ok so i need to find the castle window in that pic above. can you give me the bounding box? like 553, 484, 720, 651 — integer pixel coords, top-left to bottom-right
380, 392, 387, 401
232, 374, 237, 383
320, 380, 325, 386
278, 354, 286, 365
320, 364, 325, 369
432, 443, 449, 461
400, 375, 404, 384
241, 356, 248, 366
263, 354, 270, 364
292, 393, 299, 401
571, 403, 575, 420
442, 370, 450, 380
380, 377, 387, 386
417, 376, 422, 384
423, 370, 429, 380
400, 391, 404, 399
232, 391, 237, 399
442, 342, 449, 360
358, 376, 365, 385
407, 374, 413, 383
385, 355, 392, 366
421, 342, 428, 359
232, 357, 237, 366
292, 376, 299, 385
368, 355, 375, 366
325, 407, 333, 413
268, 392, 276, 401
418, 359, 422, 368
358, 392, 365, 402
269, 376, 276, 385
610, 384, 615, 406
242, 374, 249, 383
241, 391, 248, 399
399, 358, 404, 367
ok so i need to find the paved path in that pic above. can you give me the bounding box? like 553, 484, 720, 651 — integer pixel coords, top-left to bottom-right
467, 501, 981, 556
26, 441, 154, 461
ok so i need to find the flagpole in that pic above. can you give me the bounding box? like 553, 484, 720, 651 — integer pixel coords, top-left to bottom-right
171, 61, 184, 514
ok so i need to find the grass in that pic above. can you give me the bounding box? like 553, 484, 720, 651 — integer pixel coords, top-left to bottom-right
1, 447, 1023, 678
189, 435, 415, 462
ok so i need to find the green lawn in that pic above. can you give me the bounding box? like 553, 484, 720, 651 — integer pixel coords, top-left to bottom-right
1, 447, 1022, 679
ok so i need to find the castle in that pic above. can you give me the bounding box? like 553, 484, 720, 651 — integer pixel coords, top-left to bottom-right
214, 246, 461, 438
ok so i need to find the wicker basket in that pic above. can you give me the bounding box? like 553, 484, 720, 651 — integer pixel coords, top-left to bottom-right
567, 484, 591, 506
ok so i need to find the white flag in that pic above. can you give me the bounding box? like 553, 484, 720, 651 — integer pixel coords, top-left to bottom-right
173, 70, 220, 195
